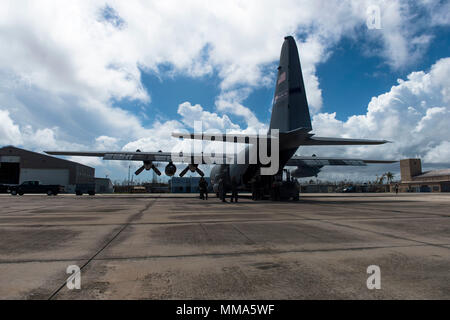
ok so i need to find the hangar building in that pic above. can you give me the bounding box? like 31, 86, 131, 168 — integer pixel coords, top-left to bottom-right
0, 145, 94, 193
399, 158, 450, 192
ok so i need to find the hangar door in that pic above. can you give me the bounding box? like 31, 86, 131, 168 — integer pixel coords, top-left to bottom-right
19, 169, 69, 186
0, 162, 20, 184
0, 156, 20, 184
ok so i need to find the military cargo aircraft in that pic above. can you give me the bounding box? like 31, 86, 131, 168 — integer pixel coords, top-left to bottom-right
46, 36, 395, 200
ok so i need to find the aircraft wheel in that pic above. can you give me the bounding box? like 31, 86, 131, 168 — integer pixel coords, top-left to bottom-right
11, 190, 17, 196
47, 190, 53, 196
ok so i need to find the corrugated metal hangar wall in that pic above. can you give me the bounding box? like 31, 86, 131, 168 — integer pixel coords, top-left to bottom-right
0, 146, 94, 192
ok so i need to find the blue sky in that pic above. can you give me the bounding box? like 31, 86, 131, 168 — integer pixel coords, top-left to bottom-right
0, 1, 449, 182
117, 25, 450, 128
318, 26, 450, 120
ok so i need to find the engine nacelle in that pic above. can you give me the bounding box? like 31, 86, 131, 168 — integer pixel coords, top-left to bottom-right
165, 162, 177, 176
144, 161, 152, 170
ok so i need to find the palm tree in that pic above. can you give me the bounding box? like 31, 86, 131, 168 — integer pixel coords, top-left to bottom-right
385, 172, 394, 184
378, 174, 385, 185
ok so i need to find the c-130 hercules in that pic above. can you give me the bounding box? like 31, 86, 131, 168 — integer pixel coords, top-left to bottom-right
47, 36, 395, 200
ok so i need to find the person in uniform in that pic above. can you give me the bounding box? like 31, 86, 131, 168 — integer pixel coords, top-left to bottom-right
202, 178, 208, 200
252, 176, 262, 200
272, 178, 281, 201
199, 177, 205, 199
230, 176, 238, 203
218, 178, 226, 202
199, 177, 208, 200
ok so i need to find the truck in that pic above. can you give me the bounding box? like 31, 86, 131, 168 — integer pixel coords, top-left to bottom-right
0, 184, 11, 194
75, 183, 95, 196
10, 181, 63, 196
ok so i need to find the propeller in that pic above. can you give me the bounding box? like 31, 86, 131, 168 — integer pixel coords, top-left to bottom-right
135, 165, 145, 175
179, 166, 189, 177
133, 149, 162, 176
151, 164, 162, 175
134, 162, 161, 176
196, 166, 205, 177
179, 164, 204, 177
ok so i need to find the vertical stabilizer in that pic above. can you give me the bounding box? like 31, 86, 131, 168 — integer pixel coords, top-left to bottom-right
269, 36, 312, 133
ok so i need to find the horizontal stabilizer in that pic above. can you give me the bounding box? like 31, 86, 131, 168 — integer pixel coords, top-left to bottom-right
302, 136, 390, 145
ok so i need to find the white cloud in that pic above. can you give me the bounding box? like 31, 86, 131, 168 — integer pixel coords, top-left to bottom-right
0, 109, 22, 145
178, 102, 240, 131
22, 127, 58, 150
423, 141, 450, 163
419, 0, 450, 27
1, 1, 440, 114
94, 135, 120, 150
215, 90, 266, 132
123, 119, 185, 152
302, 57, 450, 169
0, 109, 87, 152
0, 0, 448, 181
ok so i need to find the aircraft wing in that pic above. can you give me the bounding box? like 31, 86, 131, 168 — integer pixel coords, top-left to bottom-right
45, 151, 173, 161
286, 156, 397, 167
44, 150, 232, 164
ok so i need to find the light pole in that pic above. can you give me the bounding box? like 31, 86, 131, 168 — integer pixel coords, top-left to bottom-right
128, 164, 131, 192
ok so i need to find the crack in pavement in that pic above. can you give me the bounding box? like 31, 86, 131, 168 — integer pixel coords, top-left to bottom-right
47, 196, 159, 300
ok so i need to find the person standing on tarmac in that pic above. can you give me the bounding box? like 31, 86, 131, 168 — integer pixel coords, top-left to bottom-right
218, 178, 226, 202
272, 178, 281, 201
199, 177, 204, 200
251, 179, 257, 200
251, 176, 261, 200
202, 177, 208, 200
230, 176, 238, 203
199, 177, 208, 200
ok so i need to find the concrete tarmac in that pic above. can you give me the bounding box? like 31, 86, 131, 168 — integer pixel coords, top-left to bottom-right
0, 193, 448, 299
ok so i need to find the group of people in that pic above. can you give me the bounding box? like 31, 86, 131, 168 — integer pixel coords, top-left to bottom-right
217, 177, 238, 202
199, 177, 238, 202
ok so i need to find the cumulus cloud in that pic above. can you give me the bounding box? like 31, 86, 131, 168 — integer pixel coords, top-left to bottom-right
94, 135, 120, 150
0, 1, 440, 112
0, 0, 448, 180
178, 102, 240, 131
302, 57, 450, 169
0, 110, 22, 145
423, 141, 450, 163
215, 90, 266, 132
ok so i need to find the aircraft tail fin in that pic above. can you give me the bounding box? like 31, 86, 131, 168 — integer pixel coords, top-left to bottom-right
269, 36, 312, 133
